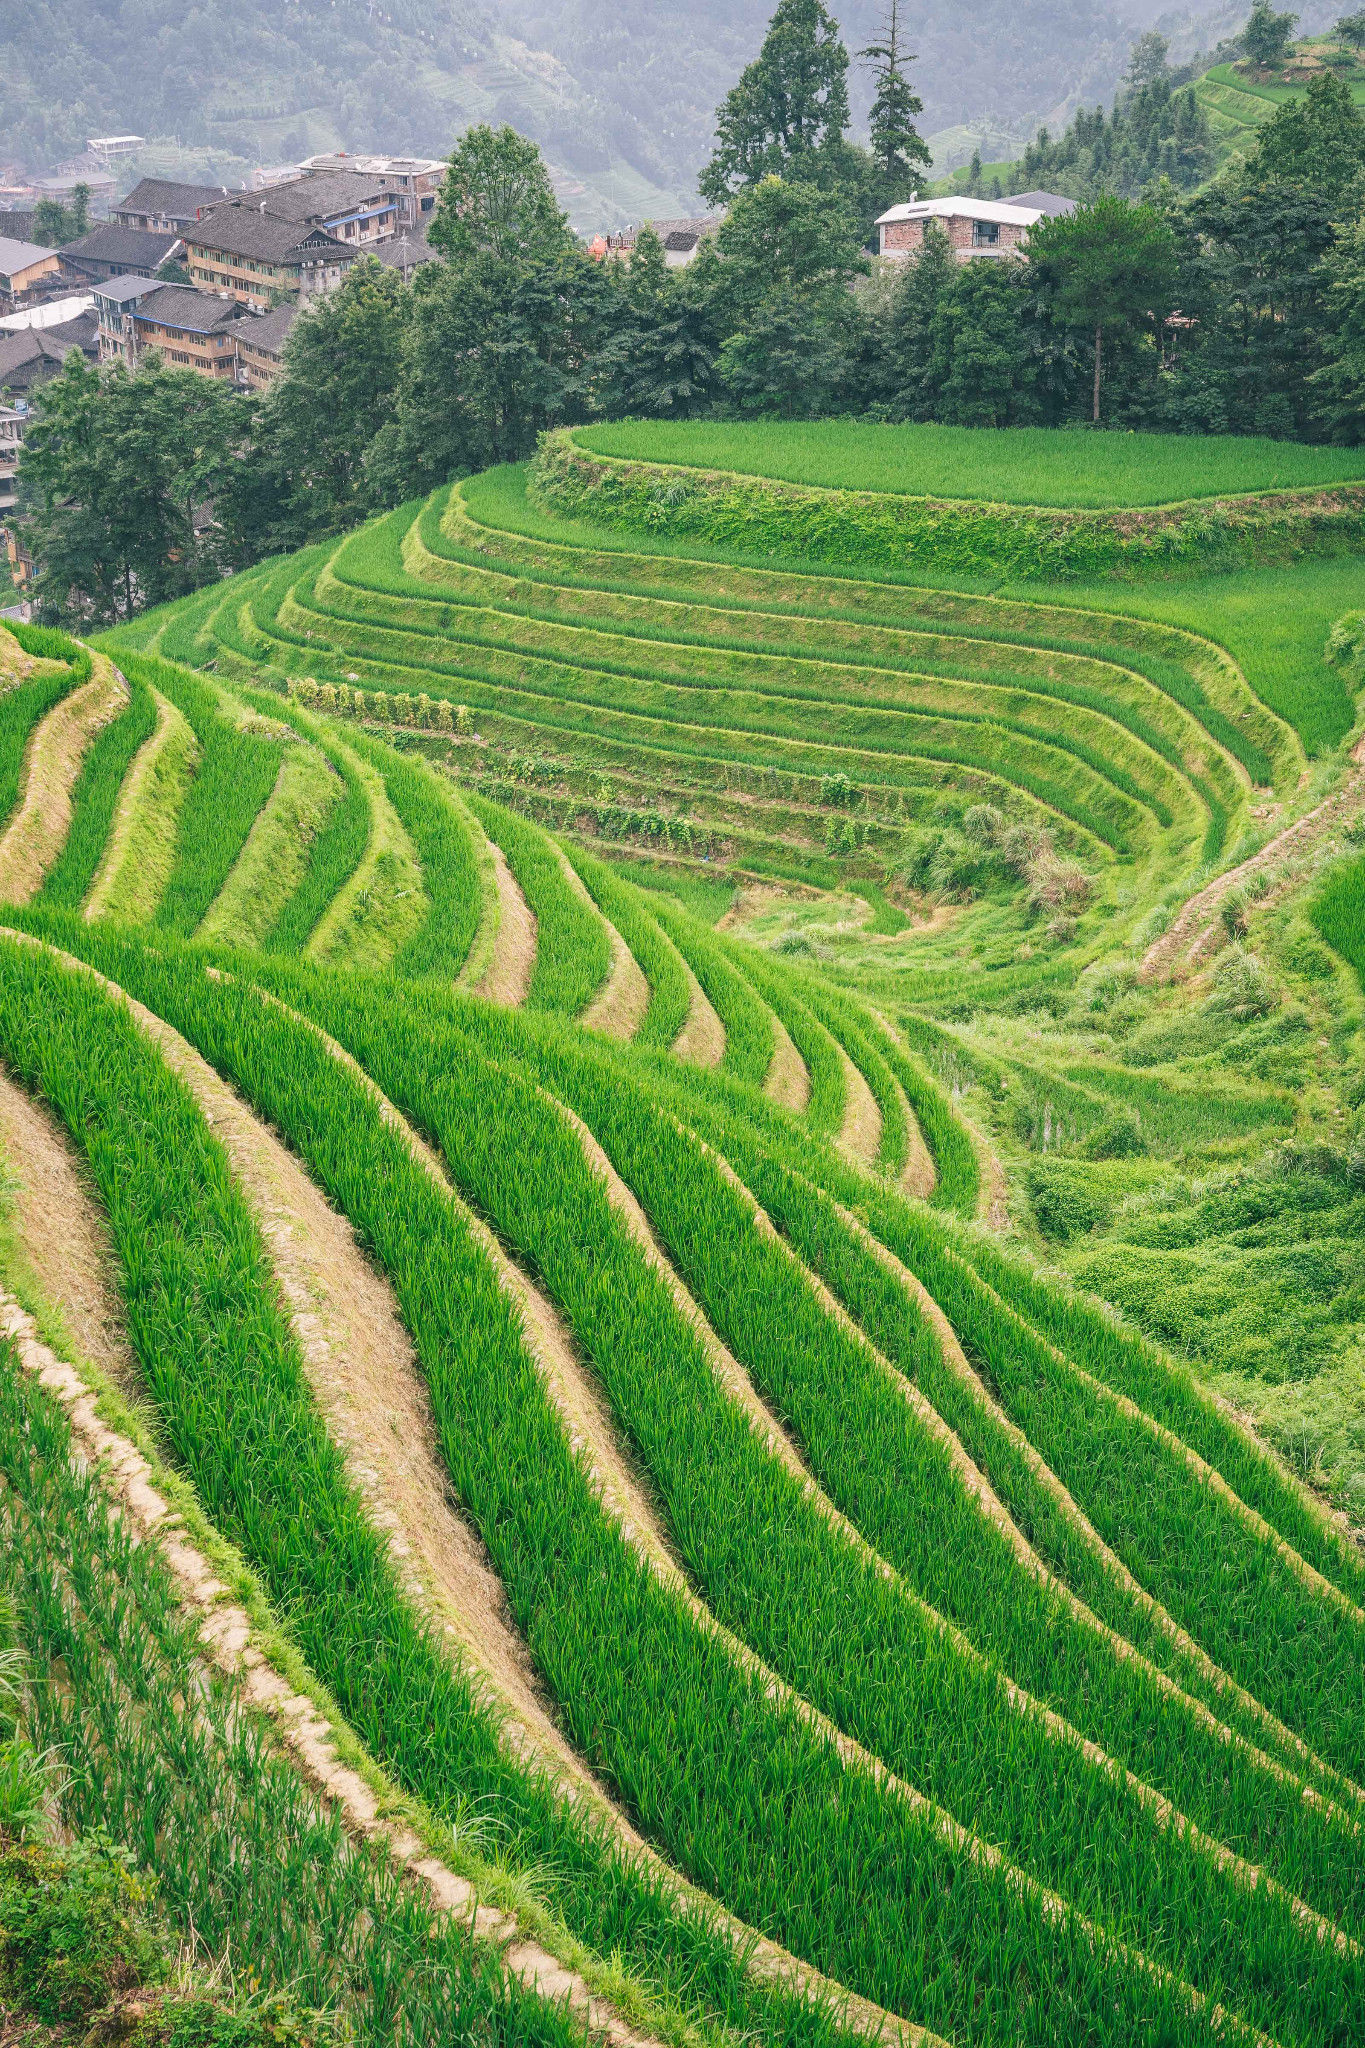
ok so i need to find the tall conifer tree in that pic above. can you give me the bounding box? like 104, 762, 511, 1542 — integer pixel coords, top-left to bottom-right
862, 0, 931, 219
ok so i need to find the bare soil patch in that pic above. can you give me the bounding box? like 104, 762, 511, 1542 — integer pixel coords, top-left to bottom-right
671, 966, 726, 1067
472, 842, 537, 1007
568, 853, 651, 1042
0, 1071, 135, 1385
763, 1012, 811, 1113
837, 1048, 882, 1168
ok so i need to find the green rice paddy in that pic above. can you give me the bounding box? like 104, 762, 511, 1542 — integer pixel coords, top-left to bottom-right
0, 425, 1362, 2048
575, 418, 1365, 508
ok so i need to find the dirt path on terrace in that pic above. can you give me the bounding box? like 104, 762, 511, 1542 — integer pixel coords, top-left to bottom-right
897, 1085, 937, 1201
567, 854, 651, 1043
471, 842, 537, 1007
0, 656, 126, 905
763, 1010, 811, 1114
867, 1011, 937, 1203
1141, 734, 1365, 983
0, 1073, 136, 1386
837, 1047, 882, 1168
671, 963, 726, 1067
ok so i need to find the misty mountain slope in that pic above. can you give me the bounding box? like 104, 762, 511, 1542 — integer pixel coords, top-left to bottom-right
6, 0, 1229, 220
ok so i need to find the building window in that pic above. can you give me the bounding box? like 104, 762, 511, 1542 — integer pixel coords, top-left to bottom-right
972, 219, 1000, 247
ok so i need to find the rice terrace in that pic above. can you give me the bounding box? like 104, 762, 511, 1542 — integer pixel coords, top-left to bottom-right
2, 413, 1365, 2048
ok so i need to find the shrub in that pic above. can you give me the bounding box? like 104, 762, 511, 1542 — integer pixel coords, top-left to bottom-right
1206, 946, 1279, 1020
1324, 610, 1365, 671
0, 1836, 162, 2026
1025, 1160, 1116, 1240
1083, 1111, 1148, 1161
962, 803, 1004, 845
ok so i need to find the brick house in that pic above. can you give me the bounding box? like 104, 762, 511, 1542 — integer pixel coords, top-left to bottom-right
589, 214, 722, 267
181, 202, 354, 308
875, 193, 1074, 263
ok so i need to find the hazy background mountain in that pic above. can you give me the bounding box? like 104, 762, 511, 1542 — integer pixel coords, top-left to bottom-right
2, 0, 1346, 227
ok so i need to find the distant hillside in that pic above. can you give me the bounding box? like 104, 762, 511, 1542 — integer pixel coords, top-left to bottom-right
930, 22, 1365, 197
1193, 38, 1365, 164
9, 0, 1195, 230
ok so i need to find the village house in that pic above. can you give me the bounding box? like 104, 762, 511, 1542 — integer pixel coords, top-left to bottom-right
58, 223, 182, 284
588, 214, 722, 266
0, 237, 62, 309
34, 169, 117, 217
875, 192, 1075, 262
112, 178, 234, 235
233, 301, 298, 389
238, 170, 405, 249
0, 310, 99, 556
92, 279, 249, 376
371, 223, 437, 282
0, 311, 99, 395
296, 154, 444, 230
92, 274, 172, 368
181, 202, 354, 308
0, 403, 26, 518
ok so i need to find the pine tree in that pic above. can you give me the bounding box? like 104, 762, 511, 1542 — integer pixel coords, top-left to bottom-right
861, 0, 931, 220
699, 0, 852, 203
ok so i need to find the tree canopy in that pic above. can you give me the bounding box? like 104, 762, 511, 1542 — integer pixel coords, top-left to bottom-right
1028, 195, 1178, 421
699, 0, 853, 205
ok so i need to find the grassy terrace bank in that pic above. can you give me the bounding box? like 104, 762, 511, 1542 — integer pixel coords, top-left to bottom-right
536, 428, 1365, 583
574, 421, 1365, 509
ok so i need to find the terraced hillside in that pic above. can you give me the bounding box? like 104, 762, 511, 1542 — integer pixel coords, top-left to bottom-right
0, 432, 1363, 2046
1194, 50, 1365, 167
